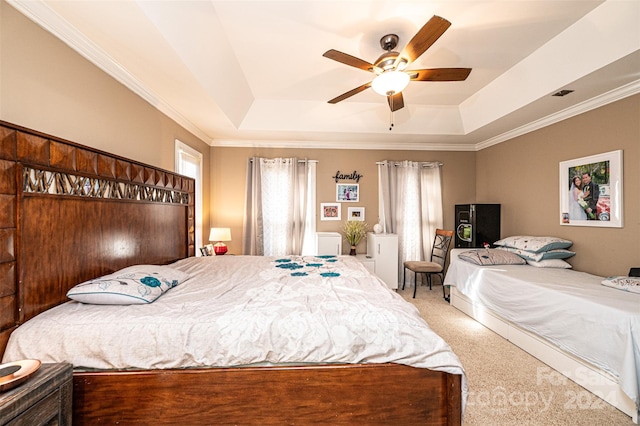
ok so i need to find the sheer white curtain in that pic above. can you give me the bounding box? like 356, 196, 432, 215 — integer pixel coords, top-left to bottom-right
378, 160, 443, 285
301, 162, 317, 255
243, 157, 316, 256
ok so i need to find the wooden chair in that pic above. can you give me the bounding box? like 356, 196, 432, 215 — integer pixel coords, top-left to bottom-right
402, 229, 454, 298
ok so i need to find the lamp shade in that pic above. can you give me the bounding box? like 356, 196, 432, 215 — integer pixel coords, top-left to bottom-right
209, 227, 231, 242
371, 71, 410, 96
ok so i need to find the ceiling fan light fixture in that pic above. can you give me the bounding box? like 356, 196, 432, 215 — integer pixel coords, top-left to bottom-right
372, 71, 410, 96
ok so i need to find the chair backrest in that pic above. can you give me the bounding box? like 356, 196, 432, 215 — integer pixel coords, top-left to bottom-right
430, 229, 454, 267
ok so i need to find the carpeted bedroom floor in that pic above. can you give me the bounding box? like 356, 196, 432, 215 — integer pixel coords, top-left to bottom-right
399, 283, 634, 426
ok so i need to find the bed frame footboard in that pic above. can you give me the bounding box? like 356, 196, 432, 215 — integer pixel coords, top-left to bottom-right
73, 363, 462, 425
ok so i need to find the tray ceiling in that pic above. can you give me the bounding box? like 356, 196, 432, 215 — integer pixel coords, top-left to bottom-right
8, 0, 640, 150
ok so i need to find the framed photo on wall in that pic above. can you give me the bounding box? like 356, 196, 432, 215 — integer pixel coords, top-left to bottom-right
320, 203, 341, 221
347, 207, 365, 221
336, 184, 359, 202
559, 150, 623, 227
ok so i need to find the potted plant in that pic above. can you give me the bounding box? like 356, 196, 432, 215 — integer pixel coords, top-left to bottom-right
342, 220, 369, 255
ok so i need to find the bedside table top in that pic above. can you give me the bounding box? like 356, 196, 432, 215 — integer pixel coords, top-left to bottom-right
0, 363, 73, 424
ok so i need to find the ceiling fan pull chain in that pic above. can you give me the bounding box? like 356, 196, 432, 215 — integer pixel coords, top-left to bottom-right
389, 96, 394, 131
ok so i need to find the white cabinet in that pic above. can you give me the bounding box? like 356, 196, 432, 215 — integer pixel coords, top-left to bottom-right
316, 232, 342, 255
366, 233, 399, 289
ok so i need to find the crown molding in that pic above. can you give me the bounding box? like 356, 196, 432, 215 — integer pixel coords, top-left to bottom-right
8, 0, 213, 144
475, 79, 640, 151
211, 138, 477, 151
214, 78, 640, 151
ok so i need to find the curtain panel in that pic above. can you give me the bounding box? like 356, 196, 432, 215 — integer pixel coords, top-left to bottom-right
378, 161, 443, 285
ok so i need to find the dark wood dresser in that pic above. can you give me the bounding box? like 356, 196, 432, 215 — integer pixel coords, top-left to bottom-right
0, 363, 72, 425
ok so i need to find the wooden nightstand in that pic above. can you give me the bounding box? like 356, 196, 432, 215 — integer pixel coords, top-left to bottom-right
0, 363, 72, 426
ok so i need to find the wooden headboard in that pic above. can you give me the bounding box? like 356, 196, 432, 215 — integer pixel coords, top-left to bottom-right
0, 121, 195, 356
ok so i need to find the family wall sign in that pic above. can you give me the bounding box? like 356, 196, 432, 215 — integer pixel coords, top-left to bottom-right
332, 170, 363, 183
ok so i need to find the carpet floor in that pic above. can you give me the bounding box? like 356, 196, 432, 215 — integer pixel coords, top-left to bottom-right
398, 283, 634, 425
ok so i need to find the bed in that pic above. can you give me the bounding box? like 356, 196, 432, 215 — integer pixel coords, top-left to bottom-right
444, 247, 640, 424
0, 120, 465, 425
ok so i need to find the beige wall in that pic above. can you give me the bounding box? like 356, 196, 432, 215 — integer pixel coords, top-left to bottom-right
214, 96, 638, 272
0, 1, 211, 240
477, 94, 640, 277
211, 147, 475, 254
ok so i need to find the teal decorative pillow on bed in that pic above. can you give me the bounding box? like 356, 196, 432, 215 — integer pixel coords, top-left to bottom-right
67, 265, 190, 305
601, 276, 640, 294
458, 249, 526, 265
496, 247, 575, 262
494, 236, 573, 253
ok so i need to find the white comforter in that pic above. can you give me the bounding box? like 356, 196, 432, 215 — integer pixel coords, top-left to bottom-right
4, 255, 465, 385
445, 249, 640, 407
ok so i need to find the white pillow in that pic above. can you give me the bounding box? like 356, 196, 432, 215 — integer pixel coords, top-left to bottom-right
526, 259, 572, 269
67, 265, 190, 305
601, 276, 640, 294
494, 236, 573, 253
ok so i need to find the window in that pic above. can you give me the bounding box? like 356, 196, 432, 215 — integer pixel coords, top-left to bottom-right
175, 140, 203, 251
244, 158, 316, 256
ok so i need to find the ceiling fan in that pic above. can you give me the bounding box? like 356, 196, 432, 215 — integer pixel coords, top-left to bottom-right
323, 15, 471, 114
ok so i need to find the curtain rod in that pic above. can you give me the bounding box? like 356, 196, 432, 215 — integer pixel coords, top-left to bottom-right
249, 158, 318, 163
376, 161, 443, 167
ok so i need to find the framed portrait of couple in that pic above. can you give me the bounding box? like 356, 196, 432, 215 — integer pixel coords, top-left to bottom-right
559, 150, 623, 227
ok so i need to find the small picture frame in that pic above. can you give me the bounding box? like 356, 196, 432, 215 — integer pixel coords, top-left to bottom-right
347, 207, 365, 221
320, 203, 341, 221
336, 183, 359, 202
200, 244, 214, 256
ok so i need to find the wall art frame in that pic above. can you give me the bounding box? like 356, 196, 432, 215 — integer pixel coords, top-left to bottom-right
336, 184, 359, 202
199, 244, 214, 256
559, 149, 623, 227
347, 207, 365, 221
320, 203, 341, 221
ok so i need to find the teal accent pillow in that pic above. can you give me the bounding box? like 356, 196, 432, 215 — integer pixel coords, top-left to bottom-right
496, 247, 575, 262
494, 236, 573, 253
67, 265, 190, 305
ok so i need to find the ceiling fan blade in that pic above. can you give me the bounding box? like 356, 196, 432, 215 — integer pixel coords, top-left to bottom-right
396, 15, 451, 67
408, 68, 471, 81
323, 49, 379, 73
387, 92, 404, 111
328, 82, 372, 104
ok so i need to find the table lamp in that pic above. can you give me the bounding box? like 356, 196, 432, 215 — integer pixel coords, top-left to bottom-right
209, 227, 231, 255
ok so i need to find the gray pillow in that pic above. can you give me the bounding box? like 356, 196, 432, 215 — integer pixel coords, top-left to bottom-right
458, 249, 526, 266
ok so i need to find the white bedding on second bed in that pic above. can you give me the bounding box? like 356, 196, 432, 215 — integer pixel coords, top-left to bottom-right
444, 249, 640, 408
4, 255, 465, 385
